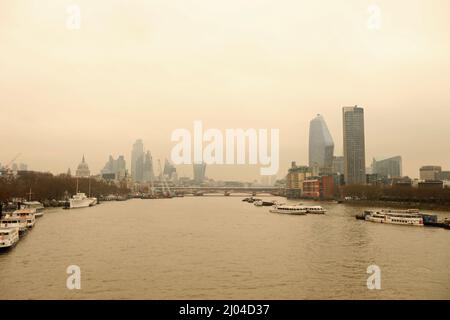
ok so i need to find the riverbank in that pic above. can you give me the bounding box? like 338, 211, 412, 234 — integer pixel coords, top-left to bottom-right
341, 199, 450, 212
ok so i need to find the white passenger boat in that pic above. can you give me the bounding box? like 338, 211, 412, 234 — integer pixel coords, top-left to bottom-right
270, 204, 307, 215
7, 208, 36, 228
0, 217, 28, 234
22, 201, 45, 217
69, 192, 93, 209
363, 210, 424, 226
303, 206, 327, 214
0, 228, 20, 250
69, 178, 97, 209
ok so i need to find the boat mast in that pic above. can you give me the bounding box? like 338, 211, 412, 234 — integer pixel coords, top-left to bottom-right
76, 178, 79, 194
88, 178, 91, 197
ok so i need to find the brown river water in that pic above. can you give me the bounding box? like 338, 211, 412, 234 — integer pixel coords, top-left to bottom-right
0, 197, 449, 299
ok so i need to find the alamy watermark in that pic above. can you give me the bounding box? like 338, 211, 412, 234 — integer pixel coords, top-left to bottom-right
66, 4, 81, 30
170, 121, 279, 175
366, 265, 381, 290
367, 4, 382, 31
66, 265, 81, 290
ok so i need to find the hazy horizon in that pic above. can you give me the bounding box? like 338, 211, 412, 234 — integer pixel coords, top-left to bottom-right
1, 0, 450, 180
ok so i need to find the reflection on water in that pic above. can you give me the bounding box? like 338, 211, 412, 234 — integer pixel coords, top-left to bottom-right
1, 197, 449, 299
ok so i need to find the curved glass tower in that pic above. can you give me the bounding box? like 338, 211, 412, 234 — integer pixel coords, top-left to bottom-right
308, 114, 335, 174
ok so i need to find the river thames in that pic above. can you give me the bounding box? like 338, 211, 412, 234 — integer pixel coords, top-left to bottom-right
0, 197, 449, 299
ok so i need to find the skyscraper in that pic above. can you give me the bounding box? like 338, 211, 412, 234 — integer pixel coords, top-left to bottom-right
143, 151, 155, 183
343, 106, 366, 185
131, 139, 144, 182
163, 159, 177, 180
116, 155, 127, 179
308, 114, 334, 174
193, 162, 206, 185
101, 155, 127, 180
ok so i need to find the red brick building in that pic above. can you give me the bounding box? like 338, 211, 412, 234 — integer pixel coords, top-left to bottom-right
301, 176, 334, 199
320, 175, 334, 199
302, 179, 320, 198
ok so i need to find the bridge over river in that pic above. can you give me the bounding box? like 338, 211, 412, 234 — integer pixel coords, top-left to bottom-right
170, 186, 284, 196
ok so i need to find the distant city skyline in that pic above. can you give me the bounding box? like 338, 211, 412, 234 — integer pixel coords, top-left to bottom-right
2, 116, 450, 181
1, 1, 450, 180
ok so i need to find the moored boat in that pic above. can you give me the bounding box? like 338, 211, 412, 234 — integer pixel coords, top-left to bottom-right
22, 201, 45, 217
254, 200, 277, 207
0, 217, 28, 234
68, 178, 97, 209
0, 227, 20, 250
253, 200, 263, 206
69, 193, 93, 209
362, 209, 424, 226
242, 197, 261, 203
7, 208, 36, 228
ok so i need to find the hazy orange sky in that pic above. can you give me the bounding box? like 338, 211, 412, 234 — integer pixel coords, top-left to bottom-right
1, 0, 449, 180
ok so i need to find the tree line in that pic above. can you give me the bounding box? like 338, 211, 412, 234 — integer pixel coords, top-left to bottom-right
341, 185, 450, 204
0, 171, 129, 202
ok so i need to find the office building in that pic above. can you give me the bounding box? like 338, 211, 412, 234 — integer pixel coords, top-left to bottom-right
193, 162, 206, 184
131, 139, 144, 182
343, 105, 366, 185
143, 151, 155, 183
332, 156, 344, 174
419, 166, 442, 181
372, 156, 402, 178
286, 162, 312, 198
101, 155, 127, 180
163, 159, 177, 180
309, 114, 334, 174
437, 171, 450, 181
302, 179, 320, 198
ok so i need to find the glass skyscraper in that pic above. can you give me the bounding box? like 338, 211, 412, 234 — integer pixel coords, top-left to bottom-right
131, 139, 144, 182
193, 162, 206, 184
308, 114, 334, 174
143, 151, 155, 183
343, 106, 366, 185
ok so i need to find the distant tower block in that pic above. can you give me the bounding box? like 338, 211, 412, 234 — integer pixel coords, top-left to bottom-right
309, 114, 334, 175
343, 106, 366, 185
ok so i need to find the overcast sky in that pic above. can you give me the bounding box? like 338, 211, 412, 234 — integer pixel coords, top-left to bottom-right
1, 0, 449, 180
